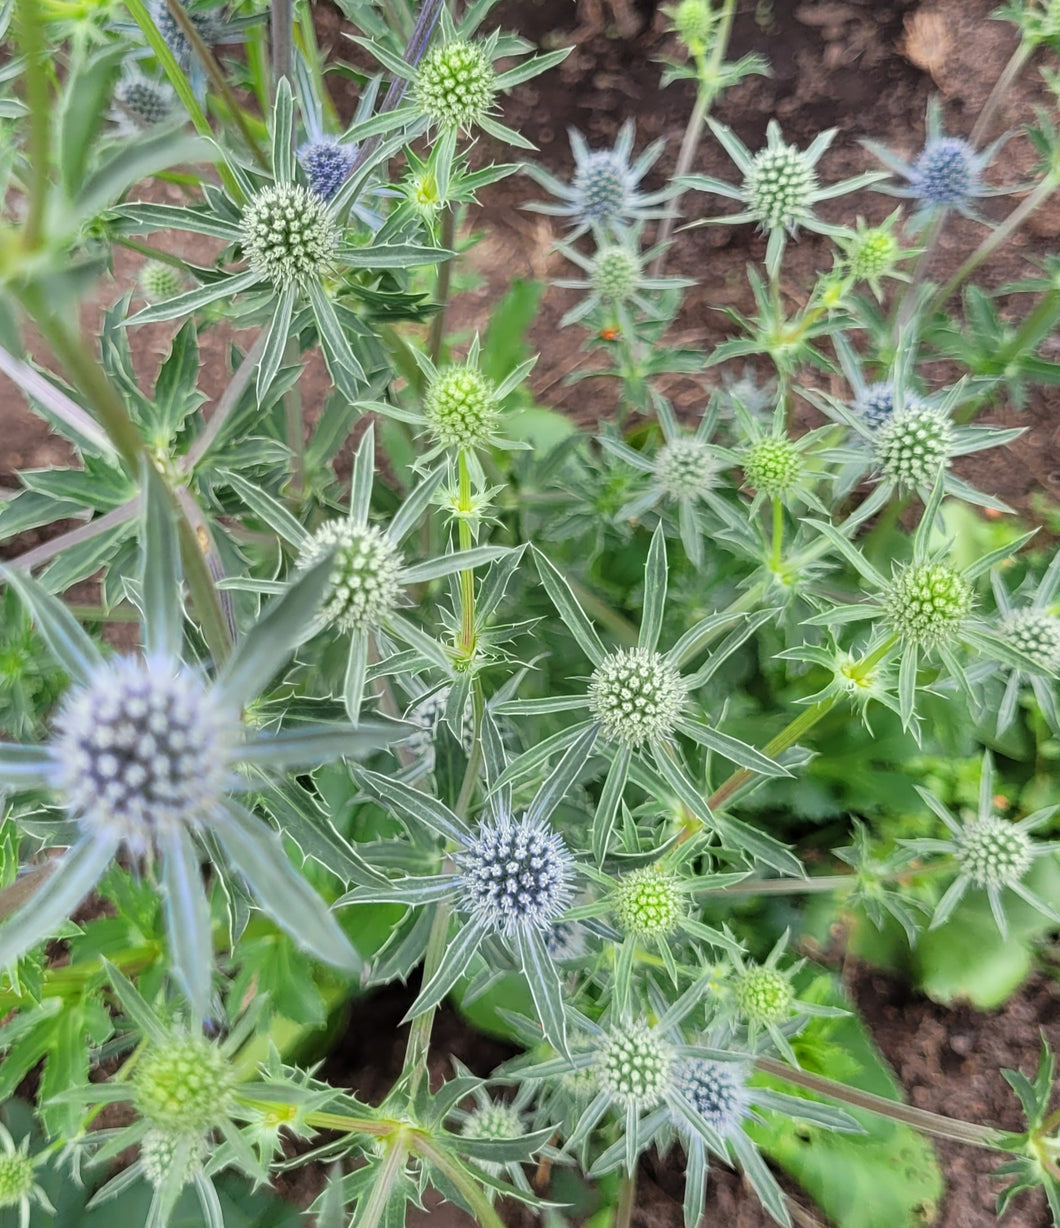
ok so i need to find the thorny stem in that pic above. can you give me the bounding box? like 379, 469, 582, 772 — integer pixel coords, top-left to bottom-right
427, 209, 456, 365
15, 0, 51, 252
927, 173, 1060, 313
699, 857, 957, 897
650, 0, 738, 277
970, 39, 1032, 148
755, 1055, 1008, 1148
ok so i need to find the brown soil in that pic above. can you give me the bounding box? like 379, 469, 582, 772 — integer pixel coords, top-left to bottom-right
1, 0, 1059, 1224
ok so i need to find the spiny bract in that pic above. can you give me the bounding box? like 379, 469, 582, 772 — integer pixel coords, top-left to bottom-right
297, 521, 404, 632
598, 1022, 673, 1109
743, 437, 802, 497
745, 143, 817, 231
956, 817, 1034, 888
998, 609, 1060, 674
413, 40, 497, 131
885, 562, 973, 648
49, 656, 232, 854
873, 405, 954, 487
674, 1058, 750, 1137
588, 647, 688, 748
654, 436, 720, 499
455, 812, 575, 936
612, 865, 684, 938
132, 1033, 236, 1137
298, 138, 357, 203
423, 364, 501, 450
240, 184, 338, 288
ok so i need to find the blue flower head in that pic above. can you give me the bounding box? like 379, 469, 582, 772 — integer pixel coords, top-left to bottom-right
674, 1058, 751, 1138
297, 138, 357, 203
456, 812, 575, 937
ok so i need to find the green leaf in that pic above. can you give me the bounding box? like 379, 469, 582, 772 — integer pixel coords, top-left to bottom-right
638, 524, 667, 653
271, 77, 294, 184
73, 131, 211, 227
59, 45, 124, 200
1, 565, 104, 684
160, 826, 213, 1022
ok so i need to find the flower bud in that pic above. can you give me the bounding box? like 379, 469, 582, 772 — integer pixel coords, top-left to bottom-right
588, 648, 688, 748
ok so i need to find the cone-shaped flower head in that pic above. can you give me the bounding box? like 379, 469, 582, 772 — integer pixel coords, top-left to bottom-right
670, 0, 714, 50
0, 1145, 34, 1210
955, 817, 1034, 889
50, 657, 233, 856
588, 647, 688, 748
297, 522, 404, 632
414, 39, 497, 131
674, 1058, 750, 1138
149, 0, 223, 68
598, 1021, 673, 1110
612, 865, 684, 939
745, 141, 817, 231
654, 436, 720, 499
138, 260, 186, 303
115, 71, 175, 125
455, 812, 575, 937
997, 609, 1060, 674
743, 436, 802, 497
910, 137, 980, 210
132, 1032, 236, 1137
572, 150, 638, 225
847, 225, 900, 285
590, 244, 642, 305
423, 364, 501, 450
885, 562, 973, 648
872, 405, 954, 487
240, 184, 338, 288
462, 1101, 523, 1141
297, 138, 357, 203
733, 965, 794, 1026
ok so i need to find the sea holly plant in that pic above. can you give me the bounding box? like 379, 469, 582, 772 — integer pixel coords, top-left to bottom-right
2, 0, 1060, 1225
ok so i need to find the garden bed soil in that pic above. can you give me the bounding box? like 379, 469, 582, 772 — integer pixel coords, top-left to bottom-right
1, 0, 1059, 1223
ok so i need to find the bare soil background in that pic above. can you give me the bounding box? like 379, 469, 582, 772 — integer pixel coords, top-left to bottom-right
2, 0, 1060, 1223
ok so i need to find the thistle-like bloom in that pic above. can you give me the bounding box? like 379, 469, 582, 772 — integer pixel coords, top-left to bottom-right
138, 259, 187, 303
807, 476, 1047, 729
122, 78, 446, 402
287, 427, 508, 720
0, 472, 406, 1020
495, 526, 793, 871
903, 753, 1060, 938
404, 683, 475, 776
414, 38, 497, 131
611, 864, 685, 939
834, 211, 912, 299
344, 721, 600, 1051
552, 229, 692, 329
149, 0, 224, 70
447, 1068, 546, 1193
0, 1123, 53, 1228
864, 98, 1007, 230
524, 121, 672, 237
361, 337, 534, 463
297, 137, 357, 203
682, 119, 885, 273
599, 397, 733, 568
113, 68, 176, 127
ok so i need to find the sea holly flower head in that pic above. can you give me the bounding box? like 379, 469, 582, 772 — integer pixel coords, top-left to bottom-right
864, 98, 1007, 229
240, 183, 338, 288
462, 1100, 523, 1143
682, 118, 885, 273
114, 68, 175, 126
886, 562, 974, 649
743, 435, 802, 498
654, 435, 721, 500
903, 753, 1060, 938
140, 1129, 208, 1190
524, 120, 672, 237
413, 38, 498, 132
733, 964, 795, 1026
423, 362, 502, 451
454, 811, 576, 937
138, 259, 186, 303
590, 243, 643, 305
997, 608, 1060, 674
50, 655, 234, 855
873, 405, 956, 490
854, 381, 923, 430
599, 1020, 674, 1110
297, 522, 404, 633
667, 0, 715, 52
553, 229, 691, 328
612, 864, 685, 939
149, 0, 224, 69
132, 1030, 237, 1136
0, 1123, 52, 1227
836, 212, 910, 298
297, 137, 357, 203
588, 647, 688, 748
674, 1058, 751, 1139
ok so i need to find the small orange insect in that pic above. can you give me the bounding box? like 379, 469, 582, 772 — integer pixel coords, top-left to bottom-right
599, 326, 621, 341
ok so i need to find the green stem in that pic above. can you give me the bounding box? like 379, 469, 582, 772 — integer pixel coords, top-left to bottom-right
755, 1055, 1007, 1148
927, 173, 1060, 315
415, 1135, 507, 1228
114, 238, 196, 271
427, 209, 456, 365
614, 1171, 637, 1228
15, 0, 51, 252
698, 857, 956, 897
649, 0, 737, 277
770, 497, 783, 572
970, 39, 1032, 147
401, 899, 452, 1099
456, 450, 475, 657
